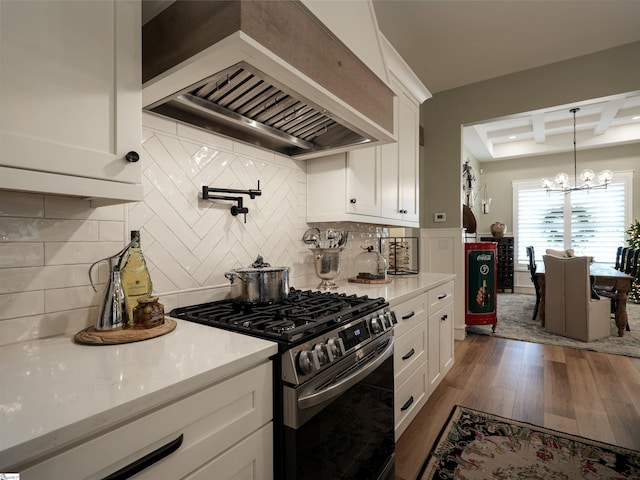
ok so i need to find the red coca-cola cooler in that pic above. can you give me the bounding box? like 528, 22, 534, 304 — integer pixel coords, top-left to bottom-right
465, 242, 498, 331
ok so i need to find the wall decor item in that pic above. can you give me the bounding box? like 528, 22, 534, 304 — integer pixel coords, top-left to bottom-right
379, 237, 419, 275
462, 158, 476, 207
463, 204, 477, 234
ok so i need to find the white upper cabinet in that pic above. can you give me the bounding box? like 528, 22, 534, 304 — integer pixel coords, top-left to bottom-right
306, 34, 428, 228
307, 147, 385, 224
0, 0, 143, 206
381, 78, 420, 224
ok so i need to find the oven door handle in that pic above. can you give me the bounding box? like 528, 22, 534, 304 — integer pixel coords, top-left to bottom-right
297, 336, 394, 410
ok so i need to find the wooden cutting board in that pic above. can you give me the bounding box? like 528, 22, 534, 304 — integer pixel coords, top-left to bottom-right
74, 319, 177, 345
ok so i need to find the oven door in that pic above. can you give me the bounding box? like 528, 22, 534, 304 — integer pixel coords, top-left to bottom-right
279, 332, 395, 480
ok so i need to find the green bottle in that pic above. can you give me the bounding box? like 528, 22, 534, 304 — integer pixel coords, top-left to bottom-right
120, 231, 153, 326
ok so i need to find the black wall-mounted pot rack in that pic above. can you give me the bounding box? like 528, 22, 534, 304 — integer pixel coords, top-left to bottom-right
202, 181, 262, 223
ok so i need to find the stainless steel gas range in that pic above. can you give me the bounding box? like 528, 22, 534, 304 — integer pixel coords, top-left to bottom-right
170, 288, 396, 480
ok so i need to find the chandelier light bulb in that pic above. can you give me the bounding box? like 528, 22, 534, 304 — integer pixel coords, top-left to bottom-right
580, 169, 595, 182
555, 172, 569, 188
598, 169, 613, 185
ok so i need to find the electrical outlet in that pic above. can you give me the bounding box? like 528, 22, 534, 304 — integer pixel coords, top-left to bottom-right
434, 212, 446, 222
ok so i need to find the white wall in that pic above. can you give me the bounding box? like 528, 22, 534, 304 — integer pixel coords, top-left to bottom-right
0, 114, 388, 346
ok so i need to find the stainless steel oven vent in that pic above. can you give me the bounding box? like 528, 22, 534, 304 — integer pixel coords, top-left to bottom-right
145, 62, 372, 156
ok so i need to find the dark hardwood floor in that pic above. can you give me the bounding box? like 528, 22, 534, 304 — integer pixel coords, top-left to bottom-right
394, 333, 640, 480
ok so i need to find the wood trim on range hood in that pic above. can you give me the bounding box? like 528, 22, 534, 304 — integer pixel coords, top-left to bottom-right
142, 0, 395, 158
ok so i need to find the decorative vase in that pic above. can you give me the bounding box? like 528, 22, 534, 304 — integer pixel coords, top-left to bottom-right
490, 222, 507, 239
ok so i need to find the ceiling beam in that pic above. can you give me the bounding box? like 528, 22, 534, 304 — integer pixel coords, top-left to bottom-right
532, 113, 545, 143
594, 98, 624, 135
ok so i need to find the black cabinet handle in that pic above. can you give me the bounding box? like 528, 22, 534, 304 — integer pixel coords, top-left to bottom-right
103, 434, 184, 480
402, 348, 415, 360
124, 151, 140, 163
441, 314, 448, 322
401, 311, 415, 320
350, 198, 357, 204
401, 396, 414, 411
437, 293, 447, 300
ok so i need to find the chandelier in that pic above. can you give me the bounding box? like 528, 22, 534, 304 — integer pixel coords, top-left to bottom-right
541, 107, 612, 193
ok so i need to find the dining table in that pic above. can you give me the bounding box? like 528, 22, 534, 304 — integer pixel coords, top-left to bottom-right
535, 262, 634, 337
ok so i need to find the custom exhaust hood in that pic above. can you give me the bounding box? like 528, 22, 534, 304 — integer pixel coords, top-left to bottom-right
142, 0, 395, 158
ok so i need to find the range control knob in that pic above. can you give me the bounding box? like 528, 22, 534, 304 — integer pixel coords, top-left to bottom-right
370, 316, 383, 334
382, 311, 395, 329
298, 350, 318, 374
379, 313, 391, 330
327, 337, 346, 358
313, 343, 333, 366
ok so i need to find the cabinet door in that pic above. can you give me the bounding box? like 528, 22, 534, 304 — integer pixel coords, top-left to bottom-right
428, 301, 454, 396
0, 0, 142, 204
381, 89, 419, 225
346, 146, 381, 216
397, 91, 419, 223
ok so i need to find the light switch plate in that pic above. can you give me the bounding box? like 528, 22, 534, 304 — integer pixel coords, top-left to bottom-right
434, 212, 446, 222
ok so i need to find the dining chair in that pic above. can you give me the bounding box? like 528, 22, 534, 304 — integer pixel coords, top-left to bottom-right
625, 248, 640, 276
614, 246, 624, 270
526, 246, 540, 320
543, 255, 611, 341
619, 247, 631, 272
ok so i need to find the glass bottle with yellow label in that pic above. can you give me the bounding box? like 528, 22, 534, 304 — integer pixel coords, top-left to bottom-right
120, 230, 153, 326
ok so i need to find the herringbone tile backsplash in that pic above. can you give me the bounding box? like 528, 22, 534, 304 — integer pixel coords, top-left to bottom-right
136, 114, 389, 305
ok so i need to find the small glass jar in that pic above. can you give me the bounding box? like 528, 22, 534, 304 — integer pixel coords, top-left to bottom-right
353, 246, 388, 281
132, 296, 164, 329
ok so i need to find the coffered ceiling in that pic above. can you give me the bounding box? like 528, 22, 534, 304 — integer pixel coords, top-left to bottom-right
372, 0, 640, 162
463, 92, 640, 162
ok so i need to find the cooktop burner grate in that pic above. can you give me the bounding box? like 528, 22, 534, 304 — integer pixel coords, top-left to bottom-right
169, 288, 386, 344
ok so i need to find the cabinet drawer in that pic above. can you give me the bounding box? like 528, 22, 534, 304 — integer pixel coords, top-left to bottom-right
185, 423, 272, 480
21, 362, 273, 480
393, 322, 426, 387
392, 291, 428, 338
427, 281, 453, 313
394, 361, 428, 440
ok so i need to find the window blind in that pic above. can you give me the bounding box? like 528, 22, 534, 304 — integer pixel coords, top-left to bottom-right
513, 172, 632, 265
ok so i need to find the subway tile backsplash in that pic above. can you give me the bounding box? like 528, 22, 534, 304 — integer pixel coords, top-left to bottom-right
0, 114, 388, 346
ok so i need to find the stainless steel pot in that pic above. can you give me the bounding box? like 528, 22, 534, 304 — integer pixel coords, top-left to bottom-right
225, 256, 289, 304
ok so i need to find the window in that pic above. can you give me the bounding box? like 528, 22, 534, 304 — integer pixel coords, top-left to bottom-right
513, 171, 633, 265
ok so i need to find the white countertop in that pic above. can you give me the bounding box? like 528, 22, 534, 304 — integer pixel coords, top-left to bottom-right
296, 272, 456, 305
0, 272, 455, 470
0, 320, 278, 469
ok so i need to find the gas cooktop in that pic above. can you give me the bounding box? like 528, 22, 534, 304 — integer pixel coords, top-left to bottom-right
169, 288, 387, 344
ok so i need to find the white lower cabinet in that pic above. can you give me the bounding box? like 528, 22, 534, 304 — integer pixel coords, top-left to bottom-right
428, 294, 454, 395
392, 280, 454, 439
19, 362, 273, 480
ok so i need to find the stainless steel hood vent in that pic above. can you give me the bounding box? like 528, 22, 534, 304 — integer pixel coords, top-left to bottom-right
145, 62, 372, 157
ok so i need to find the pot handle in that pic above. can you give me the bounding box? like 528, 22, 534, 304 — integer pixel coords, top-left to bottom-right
224, 272, 246, 283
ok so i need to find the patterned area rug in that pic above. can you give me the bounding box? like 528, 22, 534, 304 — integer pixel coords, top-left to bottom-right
418, 405, 640, 480
466, 294, 640, 358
